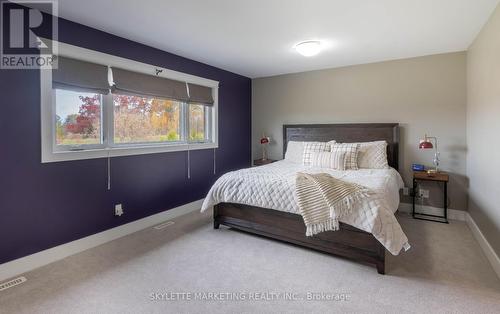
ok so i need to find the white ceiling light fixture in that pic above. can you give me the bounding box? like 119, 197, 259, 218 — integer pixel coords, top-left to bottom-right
294, 40, 322, 57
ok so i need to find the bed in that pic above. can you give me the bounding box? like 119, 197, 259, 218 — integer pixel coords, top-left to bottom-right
202, 123, 409, 274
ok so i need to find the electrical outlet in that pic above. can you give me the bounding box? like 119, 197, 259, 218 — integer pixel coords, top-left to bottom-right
419, 189, 430, 199
403, 187, 409, 196
115, 204, 124, 216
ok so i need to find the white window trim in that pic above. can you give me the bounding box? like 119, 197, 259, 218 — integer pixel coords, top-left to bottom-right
41, 41, 219, 163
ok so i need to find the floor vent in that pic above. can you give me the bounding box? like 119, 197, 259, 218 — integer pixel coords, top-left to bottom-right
153, 221, 175, 230
0, 276, 27, 292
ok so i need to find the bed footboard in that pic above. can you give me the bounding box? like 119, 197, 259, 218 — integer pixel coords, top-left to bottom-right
213, 203, 385, 274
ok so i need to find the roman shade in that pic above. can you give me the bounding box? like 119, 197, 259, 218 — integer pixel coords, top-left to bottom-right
52, 56, 110, 94
111, 67, 189, 102
188, 83, 214, 105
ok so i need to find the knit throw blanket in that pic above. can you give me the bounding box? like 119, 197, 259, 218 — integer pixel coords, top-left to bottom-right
295, 172, 371, 236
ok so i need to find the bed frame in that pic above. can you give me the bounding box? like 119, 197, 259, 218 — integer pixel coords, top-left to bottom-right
213, 123, 400, 274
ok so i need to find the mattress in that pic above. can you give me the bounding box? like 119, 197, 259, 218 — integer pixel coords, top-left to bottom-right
202, 160, 409, 255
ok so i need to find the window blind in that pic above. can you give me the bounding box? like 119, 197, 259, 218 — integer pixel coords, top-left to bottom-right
187, 83, 214, 106
52, 56, 110, 94
111, 67, 190, 102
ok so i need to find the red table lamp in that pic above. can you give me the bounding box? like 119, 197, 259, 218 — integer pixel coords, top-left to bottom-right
419, 134, 440, 174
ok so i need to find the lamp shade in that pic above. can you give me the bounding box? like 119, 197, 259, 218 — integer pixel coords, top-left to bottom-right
419, 139, 434, 149
260, 136, 270, 144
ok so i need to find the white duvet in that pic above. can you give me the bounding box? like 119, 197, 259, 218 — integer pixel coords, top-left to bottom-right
201, 160, 410, 255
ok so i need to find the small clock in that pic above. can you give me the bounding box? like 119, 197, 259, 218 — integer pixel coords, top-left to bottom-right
412, 163, 425, 171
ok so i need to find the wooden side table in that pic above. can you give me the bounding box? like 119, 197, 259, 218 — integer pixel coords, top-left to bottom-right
253, 158, 277, 166
412, 171, 449, 223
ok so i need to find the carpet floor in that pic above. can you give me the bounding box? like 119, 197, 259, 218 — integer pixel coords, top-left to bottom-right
1, 210, 499, 314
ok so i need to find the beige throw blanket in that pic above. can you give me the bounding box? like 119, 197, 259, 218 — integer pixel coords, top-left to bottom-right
296, 172, 371, 236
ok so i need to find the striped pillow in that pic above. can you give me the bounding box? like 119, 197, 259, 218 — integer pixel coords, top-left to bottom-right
310, 151, 346, 170
302, 142, 331, 166
330, 143, 360, 170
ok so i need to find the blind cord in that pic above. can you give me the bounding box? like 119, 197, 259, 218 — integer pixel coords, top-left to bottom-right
213, 148, 216, 175
186, 81, 191, 180
185, 82, 190, 98
187, 146, 191, 179
107, 151, 111, 191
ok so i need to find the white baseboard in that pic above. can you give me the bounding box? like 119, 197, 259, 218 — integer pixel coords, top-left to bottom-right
3, 200, 498, 283
465, 213, 500, 280
398, 202, 500, 280
398, 203, 466, 221
0, 199, 204, 282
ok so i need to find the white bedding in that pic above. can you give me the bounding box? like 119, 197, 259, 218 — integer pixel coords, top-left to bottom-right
201, 160, 409, 255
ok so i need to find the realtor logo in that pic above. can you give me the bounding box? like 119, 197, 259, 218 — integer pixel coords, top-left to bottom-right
1, 0, 58, 69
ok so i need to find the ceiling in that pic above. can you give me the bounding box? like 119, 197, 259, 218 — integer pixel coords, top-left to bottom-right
54, 0, 499, 78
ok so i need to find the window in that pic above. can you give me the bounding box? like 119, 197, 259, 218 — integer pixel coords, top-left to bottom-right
189, 104, 208, 142
41, 42, 218, 163
113, 95, 181, 144
55, 89, 103, 148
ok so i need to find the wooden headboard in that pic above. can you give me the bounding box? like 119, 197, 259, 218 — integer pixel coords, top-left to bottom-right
283, 123, 400, 170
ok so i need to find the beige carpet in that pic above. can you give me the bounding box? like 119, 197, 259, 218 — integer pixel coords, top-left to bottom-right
1, 210, 499, 314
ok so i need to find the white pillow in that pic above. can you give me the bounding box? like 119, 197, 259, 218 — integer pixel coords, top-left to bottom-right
357, 141, 389, 169
302, 141, 332, 166
284, 141, 305, 164
310, 151, 346, 170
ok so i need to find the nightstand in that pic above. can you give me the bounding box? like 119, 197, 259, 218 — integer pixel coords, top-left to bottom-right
412, 171, 449, 223
253, 158, 277, 166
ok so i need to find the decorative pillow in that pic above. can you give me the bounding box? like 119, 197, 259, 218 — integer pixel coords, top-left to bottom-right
284, 141, 305, 164
302, 141, 332, 166
310, 151, 346, 170
356, 141, 389, 169
330, 143, 360, 170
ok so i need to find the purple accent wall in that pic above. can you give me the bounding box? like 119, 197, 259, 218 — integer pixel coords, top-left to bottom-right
0, 14, 251, 264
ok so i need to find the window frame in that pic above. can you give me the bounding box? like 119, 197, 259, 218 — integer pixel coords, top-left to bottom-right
41, 41, 219, 163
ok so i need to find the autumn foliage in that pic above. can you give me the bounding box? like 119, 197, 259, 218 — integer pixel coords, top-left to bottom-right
63, 95, 101, 136
56, 91, 204, 145
113, 94, 180, 143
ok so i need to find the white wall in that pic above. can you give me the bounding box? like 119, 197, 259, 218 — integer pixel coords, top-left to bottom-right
467, 4, 500, 255
252, 52, 467, 209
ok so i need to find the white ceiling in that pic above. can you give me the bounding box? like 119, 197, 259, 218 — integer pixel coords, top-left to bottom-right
55, 0, 499, 78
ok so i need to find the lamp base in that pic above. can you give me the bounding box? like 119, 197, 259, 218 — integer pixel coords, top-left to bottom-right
426, 169, 438, 176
